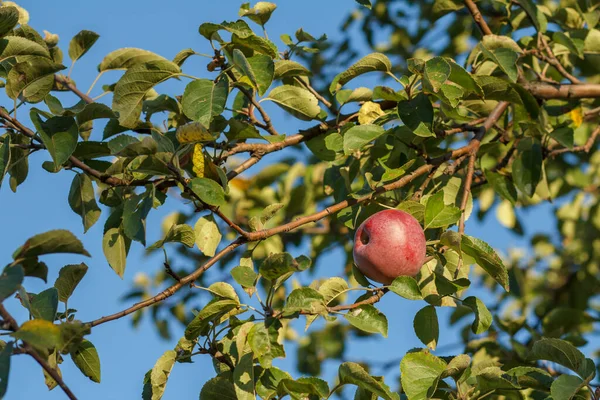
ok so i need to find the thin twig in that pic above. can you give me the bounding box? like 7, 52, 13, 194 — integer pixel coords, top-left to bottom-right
0, 305, 78, 400
225, 70, 279, 136
464, 0, 493, 35
55, 75, 94, 104
548, 125, 600, 157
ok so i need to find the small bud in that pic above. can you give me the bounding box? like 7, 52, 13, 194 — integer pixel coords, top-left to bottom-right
43, 30, 59, 47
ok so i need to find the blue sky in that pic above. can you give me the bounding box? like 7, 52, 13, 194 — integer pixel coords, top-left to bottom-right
0, 1, 559, 399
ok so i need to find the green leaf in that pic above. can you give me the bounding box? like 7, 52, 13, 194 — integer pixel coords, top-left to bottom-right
231, 266, 257, 288
189, 177, 226, 207
239, 2, 277, 25
68, 30, 99, 62
0, 134, 10, 188
549, 127, 574, 149
343, 124, 386, 155
248, 203, 285, 231
200, 377, 237, 400
102, 227, 129, 278
551, 374, 584, 400
400, 351, 447, 400
397, 93, 434, 137
262, 85, 320, 121
193, 216, 222, 257
247, 323, 272, 367
462, 296, 492, 334
553, 32, 584, 59
345, 304, 388, 337
329, 53, 391, 93
72, 339, 101, 383
484, 170, 518, 205
207, 282, 239, 303
318, 277, 349, 305
11, 319, 61, 351
306, 131, 343, 161
122, 190, 153, 245
233, 352, 254, 400
397, 201, 425, 223
518, 0, 543, 32
148, 224, 195, 250
30, 287, 58, 321
246, 54, 274, 96
75, 103, 117, 125
424, 57, 450, 93
54, 263, 88, 302
145, 350, 176, 400
480, 35, 522, 82
184, 299, 238, 340
448, 60, 483, 96
284, 288, 326, 314
97, 48, 167, 72
512, 138, 542, 197
0, 341, 13, 398
112, 60, 181, 128
461, 235, 509, 291
273, 60, 311, 80
199, 20, 254, 40
355, 0, 372, 9
0, 7, 19, 37
14, 229, 89, 259
414, 305, 438, 350
6, 59, 65, 103
338, 362, 394, 400
259, 253, 301, 281
424, 191, 461, 229
32, 113, 78, 169
182, 77, 229, 127
389, 276, 423, 300
530, 338, 587, 377
68, 173, 101, 233
0, 265, 24, 302
441, 354, 471, 378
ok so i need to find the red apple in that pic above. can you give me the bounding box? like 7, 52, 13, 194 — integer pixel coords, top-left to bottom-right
353, 209, 426, 284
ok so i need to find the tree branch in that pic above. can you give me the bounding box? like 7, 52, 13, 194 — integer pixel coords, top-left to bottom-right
457, 101, 509, 234
537, 34, 581, 84
55, 75, 95, 104
0, 305, 78, 400
328, 288, 388, 312
87, 238, 246, 327
523, 82, 600, 99
225, 70, 279, 136
548, 125, 600, 158
87, 100, 510, 327
464, 0, 493, 35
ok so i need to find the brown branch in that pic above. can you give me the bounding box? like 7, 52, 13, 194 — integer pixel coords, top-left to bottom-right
328, 289, 388, 312
457, 102, 509, 234
523, 82, 600, 99
0, 305, 78, 400
464, 0, 493, 35
225, 70, 279, 136
88, 238, 245, 327
458, 153, 476, 234
55, 75, 94, 104
537, 35, 581, 84
88, 101, 510, 327
548, 125, 600, 158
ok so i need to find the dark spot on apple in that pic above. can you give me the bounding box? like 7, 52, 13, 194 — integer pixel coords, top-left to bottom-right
360, 229, 370, 245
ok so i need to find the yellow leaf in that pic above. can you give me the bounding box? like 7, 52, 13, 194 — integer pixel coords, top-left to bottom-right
358, 101, 384, 125
192, 144, 205, 177
176, 122, 213, 143
570, 107, 583, 128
